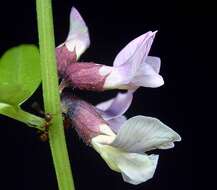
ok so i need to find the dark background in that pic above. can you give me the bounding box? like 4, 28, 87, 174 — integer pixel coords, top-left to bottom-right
1, 0, 212, 189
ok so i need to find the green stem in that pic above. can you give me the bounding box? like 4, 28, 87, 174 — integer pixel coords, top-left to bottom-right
0, 103, 45, 130
36, 0, 75, 190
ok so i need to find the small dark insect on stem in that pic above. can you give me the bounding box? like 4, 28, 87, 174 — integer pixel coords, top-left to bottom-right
32, 102, 71, 140
45, 112, 52, 123
39, 113, 53, 142
32, 102, 53, 141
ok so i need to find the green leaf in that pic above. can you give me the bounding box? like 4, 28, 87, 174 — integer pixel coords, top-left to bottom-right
0, 45, 41, 105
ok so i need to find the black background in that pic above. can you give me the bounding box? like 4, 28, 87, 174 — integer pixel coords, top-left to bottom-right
1, 0, 212, 189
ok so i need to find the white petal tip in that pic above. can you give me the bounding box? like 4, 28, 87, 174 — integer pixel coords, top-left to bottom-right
121, 154, 159, 185
65, 6, 90, 59
150, 76, 164, 88
153, 30, 158, 35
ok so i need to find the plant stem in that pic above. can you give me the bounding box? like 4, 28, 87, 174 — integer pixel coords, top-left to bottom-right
36, 0, 75, 190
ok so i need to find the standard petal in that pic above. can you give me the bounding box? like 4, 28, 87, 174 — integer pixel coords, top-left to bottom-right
111, 116, 181, 153
103, 32, 160, 90
65, 7, 90, 59
91, 140, 159, 185
96, 92, 133, 120
113, 31, 157, 70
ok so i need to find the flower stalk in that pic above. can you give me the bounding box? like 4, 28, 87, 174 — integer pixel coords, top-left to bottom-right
36, 0, 75, 189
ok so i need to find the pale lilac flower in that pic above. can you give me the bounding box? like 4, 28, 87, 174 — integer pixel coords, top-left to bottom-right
100, 31, 164, 90
61, 92, 181, 185
58, 7, 181, 185
57, 7, 164, 91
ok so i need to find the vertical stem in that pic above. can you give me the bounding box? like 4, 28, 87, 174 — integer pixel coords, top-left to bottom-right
36, 0, 75, 190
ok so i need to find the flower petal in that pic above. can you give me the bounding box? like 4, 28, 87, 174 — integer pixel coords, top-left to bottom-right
96, 92, 133, 120
130, 56, 163, 88
146, 56, 161, 73
102, 65, 133, 89
113, 31, 157, 69
131, 62, 164, 88
106, 116, 127, 134
103, 32, 161, 90
65, 7, 90, 59
91, 140, 159, 185
119, 154, 159, 185
95, 96, 115, 111
111, 116, 181, 153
